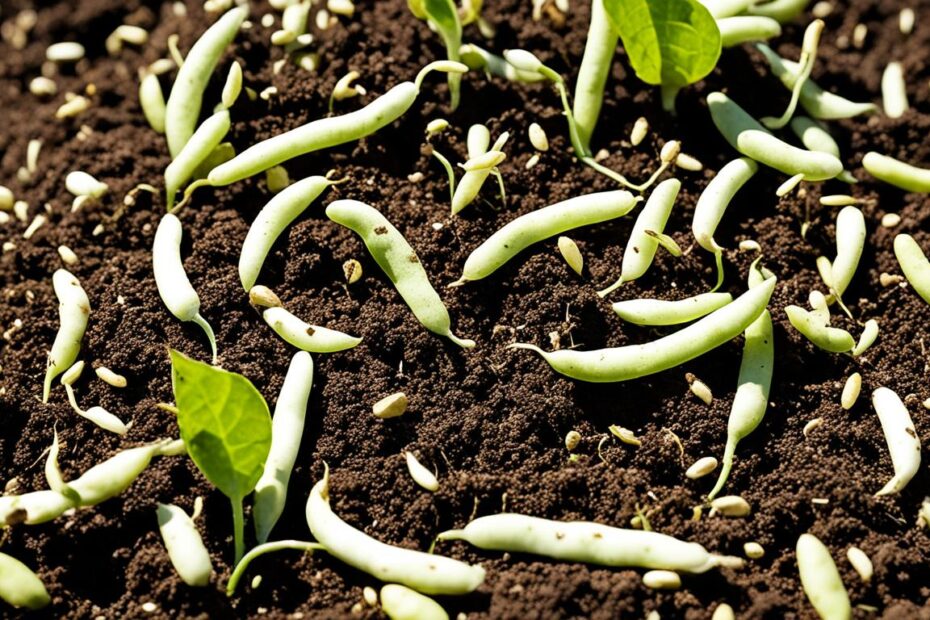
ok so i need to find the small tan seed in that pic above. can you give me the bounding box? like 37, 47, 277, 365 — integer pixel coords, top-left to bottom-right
899, 8, 915, 35
686, 373, 713, 405
95, 366, 127, 388
61, 360, 85, 386
881, 213, 901, 228
343, 259, 363, 284
711, 603, 736, 620
528, 123, 549, 152
685, 456, 718, 480
564, 430, 581, 451
841, 373, 861, 410
525, 153, 540, 169
675, 152, 703, 172
426, 119, 449, 136
0, 186, 13, 211
362, 586, 378, 607
57, 245, 78, 266
642, 570, 680, 590
710, 495, 751, 517
846, 547, 873, 582
249, 286, 283, 309
803, 417, 823, 437
660, 140, 681, 163
47, 42, 85, 62
557, 236, 583, 275
609, 424, 640, 446
743, 542, 765, 559
405, 451, 439, 492
373, 392, 407, 419
880, 272, 903, 287
29, 76, 58, 97
630, 117, 649, 146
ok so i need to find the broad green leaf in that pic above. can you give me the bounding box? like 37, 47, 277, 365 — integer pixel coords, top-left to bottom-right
424, 0, 463, 51
603, 0, 721, 88
170, 349, 272, 502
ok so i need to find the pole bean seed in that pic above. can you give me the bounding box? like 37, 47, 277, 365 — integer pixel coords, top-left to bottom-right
612, 293, 733, 327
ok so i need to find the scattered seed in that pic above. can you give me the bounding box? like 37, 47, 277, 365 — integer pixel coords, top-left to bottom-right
594, 148, 610, 162
66, 171, 108, 198
819, 194, 857, 206
61, 360, 85, 386
363, 586, 378, 607
675, 152, 703, 171
265, 166, 291, 193
259, 86, 278, 101
29, 76, 57, 97
405, 451, 439, 492
46, 42, 85, 63
528, 123, 549, 152
846, 547, 872, 582
841, 373, 861, 410
881, 213, 901, 228
743, 542, 765, 559
56, 95, 90, 119
608, 424, 641, 446
564, 430, 581, 451
642, 570, 680, 590
852, 23, 868, 48
525, 153, 540, 169
426, 119, 449, 136
710, 495, 751, 517
141, 602, 157, 613
0, 186, 13, 211
660, 140, 681, 163
14, 200, 28, 221
557, 236, 583, 275
373, 392, 407, 419
328, 0, 355, 16
811, 1, 833, 17
686, 373, 713, 405
630, 117, 649, 146
251, 575, 262, 589
248, 285, 283, 309
57, 245, 78, 266
23, 215, 46, 239
923, 397, 930, 410
711, 603, 736, 620
685, 456, 718, 480
261, 13, 275, 28
407, 172, 424, 183
106, 25, 149, 55
872, 387, 921, 496
880, 272, 903, 287
899, 8, 915, 35
852, 319, 879, 356
776, 173, 804, 197
271, 29, 296, 46
803, 417, 823, 437
95, 367, 127, 388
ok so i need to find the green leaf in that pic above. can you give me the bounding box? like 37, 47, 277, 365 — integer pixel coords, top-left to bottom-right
423, 0, 462, 50
170, 349, 272, 502
603, 0, 721, 88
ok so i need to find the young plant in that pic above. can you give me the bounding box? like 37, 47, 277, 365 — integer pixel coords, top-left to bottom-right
784, 305, 854, 353
451, 131, 508, 214
818, 206, 865, 310
408, 0, 463, 109
170, 349, 273, 563
760, 19, 824, 129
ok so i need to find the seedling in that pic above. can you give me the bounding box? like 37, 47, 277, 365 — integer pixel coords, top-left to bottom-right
437, 512, 742, 571
405, 451, 439, 491
760, 20, 824, 129
65, 171, 108, 198
305, 464, 486, 594
451, 131, 508, 214
872, 387, 921, 496
643, 570, 680, 590
158, 500, 213, 586
170, 349, 273, 563
408, 0, 463, 109
459, 43, 545, 83
819, 206, 865, 309
226, 540, 324, 596
785, 305, 854, 353
852, 319, 879, 357
790, 117, 856, 183
797, 534, 851, 620
42, 269, 91, 403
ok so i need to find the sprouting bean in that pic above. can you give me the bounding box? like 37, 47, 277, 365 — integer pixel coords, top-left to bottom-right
717, 16, 782, 47
845, 547, 872, 583
437, 513, 743, 572
451, 132, 508, 215
612, 293, 733, 326
689, 375, 714, 405
852, 319, 878, 356
865, 152, 930, 194
43, 269, 91, 403
511, 277, 775, 383
820, 195, 857, 207
140, 72, 167, 134
841, 373, 861, 410
822, 206, 865, 300
0, 553, 50, 610
451, 190, 639, 286
710, 495, 751, 517
262, 305, 362, 353
95, 366, 127, 388
565, 430, 581, 451
459, 44, 545, 84
254, 351, 313, 543
711, 603, 736, 620
796, 533, 851, 620
158, 502, 213, 586
165, 5, 248, 156
326, 200, 474, 348
153, 214, 218, 363
893, 234, 930, 304
598, 178, 680, 297
784, 306, 854, 353
305, 465, 486, 594
744, 542, 765, 559
197, 62, 466, 188
686, 456, 718, 480
630, 117, 649, 146
642, 569, 680, 590
789, 116, 856, 183
66, 171, 108, 198
881, 61, 908, 119
47, 41, 85, 63
756, 44, 878, 119
872, 387, 921, 496
64, 381, 129, 435
226, 539, 324, 596
707, 92, 842, 181
165, 110, 231, 210
380, 584, 448, 620
693, 157, 758, 289
405, 452, 439, 492
760, 19, 823, 130
363, 586, 378, 607
239, 176, 338, 290
707, 262, 773, 501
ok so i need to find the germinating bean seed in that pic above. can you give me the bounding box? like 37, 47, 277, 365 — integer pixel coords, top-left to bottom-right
459, 44, 545, 83
717, 16, 782, 48
894, 234, 930, 304
452, 190, 638, 286
744, 542, 765, 559
66, 171, 108, 198
642, 570, 680, 590
199, 62, 467, 188
64, 382, 129, 435
405, 452, 439, 492
689, 375, 714, 405
852, 319, 879, 356
803, 417, 823, 436
612, 293, 734, 327
872, 387, 921, 496
565, 430, 581, 451
882, 61, 908, 119
327, 200, 474, 348
760, 19, 824, 130
165, 110, 231, 210
226, 539, 324, 596
373, 392, 408, 419
95, 366, 127, 388
756, 44, 877, 119
158, 503, 213, 586
305, 465, 486, 594
511, 277, 775, 383
711, 603, 736, 620
686, 456, 718, 480
239, 176, 338, 290
785, 306, 854, 353
598, 178, 679, 296
820, 195, 857, 207
153, 214, 217, 363
881, 213, 901, 228
707, 92, 842, 181
165, 5, 248, 156
630, 117, 649, 146
43, 269, 91, 403
529, 123, 549, 151
0, 185, 13, 211
438, 513, 743, 572
796, 533, 851, 620
841, 373, 861, 410
262, 305, 362, 353
451, 134, 507, 215
47, 42, 85, 63
710, 495, 751, 517
675, 152, 703, 171
254, 351, 313, 543
863, 152, 930, 193
0, 552, 50, 610
845, 547, 872, 583
380, 584, 448, 620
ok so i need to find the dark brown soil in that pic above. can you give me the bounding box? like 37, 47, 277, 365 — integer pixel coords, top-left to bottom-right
0, 0, 928, 618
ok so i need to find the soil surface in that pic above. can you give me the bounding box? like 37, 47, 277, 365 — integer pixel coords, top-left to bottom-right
0, 0, 928, 618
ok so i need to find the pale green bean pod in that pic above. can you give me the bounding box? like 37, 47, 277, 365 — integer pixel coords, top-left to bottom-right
438, 513, 742, 572
201, 62, 467, 187
459, 44, 545, 83
789, 116, 856, 183
745, 0, 810, 22
700, 0, 754, 18
262, 306, 362, 353
863, 152, 930, 193
327, 200, 474, 348
239, 176, 337, 290
893, 234, 930, 304
157, 502, 213, 586
0, 553, 50, 610
784, 306, 854, 353
43, 269, 91, 403
305, 465, 486, 595
381, 584, 449, 620
717, 16, 782, 47
452, 190, 639, 286
872, 387, 921, 496
165, 110, 230, 210
572, 0, 616, 155
598, 178, 679, 297
707, 92, 842, 181
254, 351, 313, 543
756, 45, 878, 120
511, 276, 775, 382
796, 533, 851, 620
140, 72, 166, 134
612, 292, 733, 326
165, 5, 247, 156
822, 206, 865, 299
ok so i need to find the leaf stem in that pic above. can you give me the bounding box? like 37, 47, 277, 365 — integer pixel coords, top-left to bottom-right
226, 540, 324, 596
232, 496, 245, 565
